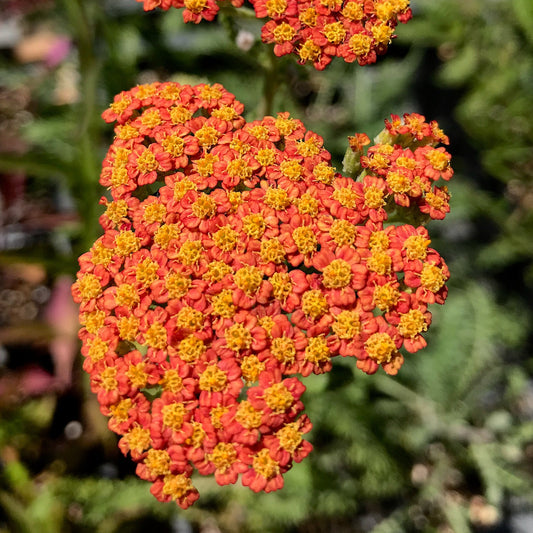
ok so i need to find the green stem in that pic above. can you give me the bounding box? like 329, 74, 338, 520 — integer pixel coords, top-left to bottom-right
259, 50, 281, 118
61, 0, 103, 256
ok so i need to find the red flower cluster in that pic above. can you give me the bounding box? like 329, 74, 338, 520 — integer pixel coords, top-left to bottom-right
72, 81, 451, 507
136, 0, 412, 70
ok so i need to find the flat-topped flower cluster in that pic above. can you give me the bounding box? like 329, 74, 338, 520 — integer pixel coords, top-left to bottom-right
72, 81, 451, 508
137, 0, 412, 70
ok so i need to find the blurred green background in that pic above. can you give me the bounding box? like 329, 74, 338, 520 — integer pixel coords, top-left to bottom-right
0, 0, 532, 531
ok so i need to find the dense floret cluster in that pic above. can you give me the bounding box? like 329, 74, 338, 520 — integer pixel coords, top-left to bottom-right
72, 82, 451, 507
136, 0, 412, 70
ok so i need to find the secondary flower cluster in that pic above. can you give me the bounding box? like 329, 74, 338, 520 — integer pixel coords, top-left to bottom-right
72, 81, 451, 507
136, 0, 412, 70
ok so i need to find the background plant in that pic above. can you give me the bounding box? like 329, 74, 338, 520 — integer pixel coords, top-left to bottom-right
0, 0, 532, 531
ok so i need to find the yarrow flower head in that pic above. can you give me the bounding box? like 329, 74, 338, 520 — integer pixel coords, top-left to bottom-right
73, 81, 451, 507
136, 0, 412, 70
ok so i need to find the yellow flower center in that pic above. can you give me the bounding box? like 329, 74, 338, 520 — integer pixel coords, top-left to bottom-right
265, 187, 291, 210
184, 0, 207, 14
240, 354, 265, 384
323, 21, 346, 45
200, 84, 222, 101
313, 161, 336, 184
367, 250, 392, 275
369, 230, 390, 251
235, 401, 263, 429
342, 2, 363, 21
77, 274, 102, 301
90, 241, 113, 266
296, 193, 319, 216
332, 310, 361, 339
100, 366, 118, 391
365, 332, 397, 364
322, 259, 352, 289
425, 191, 446, 209
135, 258, 159, 287
299, 39, 321, 62
292, 226, 318, 254
192, 194, 217, 219
364, 185, 386, 210
110, 95, 131, 115
372, 283, 400, 311
398, 309, 428, 338
124, 425, 151, 454
280, 159, 304, 181
209, 442, 238, 472
109, 398, 132, 423
203, 261, 233, 283
137, 149, 159, 174
371, 23, 394, 46
143, 202, 166, 225
140, 109, 161, 129
270, 272, 292, 302
264, 383, 293, 413
185, 422, 206, 448
266, 0, 287, 17
397, 156, 417, 170
87, 337, 107, 363
178, 335, 206, 363
162, 474, 194, 501
256, 148, 277, 166
199, 364, 228, 392
387, 170, 411, 194
332, 186, 358, 209
275, 114, 298, 136
165, 272, 191, 299
301, 289, 329, 319
176, 306, 204, 331
162, 402, 186, 430
211, 289, 236, 318
145, 323, 167, 350
299, 7, 317, 27
252, 448, 280, 479
177, 241, 203, 265
403, 235, 430, 261
273, 22, 296, 43
258, 315, 275, 335
213, 226, 239, 251
276, 423, 303, 453
170, 105, 193, 125
330, 219, 357, 246
115, 231, 141, 257
154, 223, 180, 249
226, 158, 253, 180
427, 149, 450, 171
115, 283, 139, 307
144, 449, 171, 476
118, 316, 139, 341
211, 405, 229, 429
159, 369, 183, 393
173, 178, 197, 200
260, 238, 286, 264
105, 199, 128, 226
349, 34, 372, 56
420, 263, 446, 292
271, 336, 296, 364
126, 362, 149, 389
194, 125, 220, 148
234, 265, 264, 295
82, 309, 106, 334
225, 322, 253, 351
305, 336, 330, 366
161, 134, 185, 158
242, 214, 266, 239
